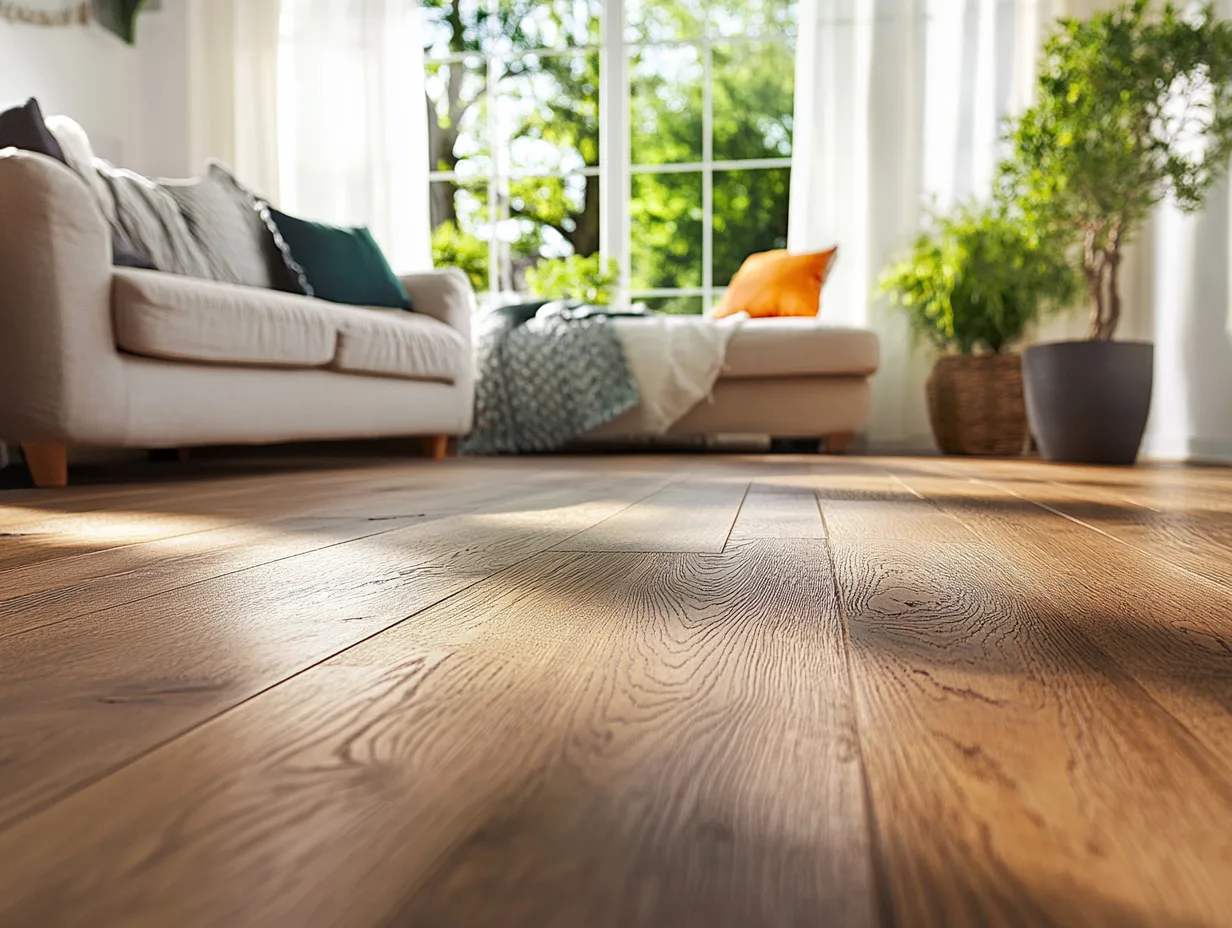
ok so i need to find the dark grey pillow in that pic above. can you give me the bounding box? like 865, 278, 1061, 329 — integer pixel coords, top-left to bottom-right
163, 162, 310, 295
0, 98, 67, 163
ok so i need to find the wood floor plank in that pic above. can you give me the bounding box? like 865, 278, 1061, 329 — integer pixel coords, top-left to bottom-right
0, 464, 452, 571
820, 497, 974, 543
980, 469, 1232, 592
0, 540, 875, 928
0, 471, 673, 827
0, 517, 418, 639
0, 465, 614, 639
555, 477, 748, 553
725, 480, 825, 545
0, 456, 615, 573
835, 535, 1232, 926
892, 468, 1232, 775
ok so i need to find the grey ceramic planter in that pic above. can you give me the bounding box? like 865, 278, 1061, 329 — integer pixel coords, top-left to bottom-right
1022, 340, 1154, 465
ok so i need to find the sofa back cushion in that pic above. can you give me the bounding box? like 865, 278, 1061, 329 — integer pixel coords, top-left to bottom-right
42, 113, 156, 269
163, 162, 310, 295
95, 162, 216, 278
45, 114, 308, 288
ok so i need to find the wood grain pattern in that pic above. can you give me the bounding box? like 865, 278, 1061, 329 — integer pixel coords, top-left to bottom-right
836, 537, 1232, 926
0, 542, 874, 928
556, 477, 748, 553
0, 464, 632, 639
983, 468, 1232, 591
825, 468, 1232, 928
725, 480, 825, 545
0, 471, 673, 826
893, 467, 1232, 775
3, 453, 1232, 927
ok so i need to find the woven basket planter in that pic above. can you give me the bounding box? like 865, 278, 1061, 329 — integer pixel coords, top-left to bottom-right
926, 353, 1028, 456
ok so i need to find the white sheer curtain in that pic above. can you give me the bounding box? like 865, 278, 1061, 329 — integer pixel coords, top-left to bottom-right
788, 0, 1049, 450
276, 0, 432, 273
187, 0, 284, 197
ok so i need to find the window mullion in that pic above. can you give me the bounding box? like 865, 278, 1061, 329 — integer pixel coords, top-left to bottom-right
702, 26, 714, 310
485, 0, 501, 298
600, 0, 629, 302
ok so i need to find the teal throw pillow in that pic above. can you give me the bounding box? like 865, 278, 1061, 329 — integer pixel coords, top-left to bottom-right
268, 209, 412, 310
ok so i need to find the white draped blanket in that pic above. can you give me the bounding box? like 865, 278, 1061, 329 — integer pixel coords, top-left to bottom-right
609, 313, 747, 435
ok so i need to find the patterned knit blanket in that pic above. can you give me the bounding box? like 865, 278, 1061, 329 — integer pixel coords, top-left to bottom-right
461, 303, 640, 455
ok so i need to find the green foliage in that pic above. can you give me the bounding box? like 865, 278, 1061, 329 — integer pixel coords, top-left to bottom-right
637, 295, 706, 316
1001, 0, 1232, 339
880, 205, 1078, 356
524, 254, 621, 305
431, 221, 488, 293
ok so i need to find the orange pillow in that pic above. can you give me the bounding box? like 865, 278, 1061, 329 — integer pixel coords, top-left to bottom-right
712, 247, 838, 319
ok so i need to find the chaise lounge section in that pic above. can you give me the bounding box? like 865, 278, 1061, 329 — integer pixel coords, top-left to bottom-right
588, 317, 879, 450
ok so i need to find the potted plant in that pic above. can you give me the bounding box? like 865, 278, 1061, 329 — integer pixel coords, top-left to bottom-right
1002, 0, 1232, 463
881, 203, 1077, 456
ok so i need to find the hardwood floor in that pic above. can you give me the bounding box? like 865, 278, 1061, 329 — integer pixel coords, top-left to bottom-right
1, 453, 1231, 926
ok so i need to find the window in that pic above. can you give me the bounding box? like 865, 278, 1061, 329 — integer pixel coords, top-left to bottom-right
422, 0, 795, 312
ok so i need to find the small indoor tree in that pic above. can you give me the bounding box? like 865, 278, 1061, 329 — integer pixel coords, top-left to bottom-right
1002, 0, 1232, 340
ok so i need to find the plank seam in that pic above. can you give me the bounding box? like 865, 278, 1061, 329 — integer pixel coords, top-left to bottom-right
818, 505, 898, 928
719, 480, 753, 553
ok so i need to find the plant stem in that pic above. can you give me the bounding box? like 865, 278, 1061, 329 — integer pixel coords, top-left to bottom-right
1101, 222, 1123, 341
1083, 226, 1105, 339
1083, 222, 1122, 341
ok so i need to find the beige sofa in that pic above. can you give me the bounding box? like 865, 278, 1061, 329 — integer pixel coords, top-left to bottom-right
0, 149, 475, 487
589, 318, 879, 449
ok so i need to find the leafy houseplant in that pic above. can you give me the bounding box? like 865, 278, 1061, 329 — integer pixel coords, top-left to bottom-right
881, 204, 1076, 455
524, 254, 620, 306
1002, 0, 1232, 462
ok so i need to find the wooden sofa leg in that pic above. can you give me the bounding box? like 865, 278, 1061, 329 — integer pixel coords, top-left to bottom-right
423, 435, 452, 460
22, 442, 68, 488
824, 432, 855, 455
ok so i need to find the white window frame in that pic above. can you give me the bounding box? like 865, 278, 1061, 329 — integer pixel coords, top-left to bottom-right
426, 0, 795, 310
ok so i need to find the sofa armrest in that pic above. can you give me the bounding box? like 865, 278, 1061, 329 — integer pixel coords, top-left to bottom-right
399, 267, 475, 349
0, 149, 127, 444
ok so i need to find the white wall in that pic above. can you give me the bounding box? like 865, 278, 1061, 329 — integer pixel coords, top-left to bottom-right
0, 1, 190, 175
136, 0, 193, 177
1133, 181, 1232, 464
1, 15, 139, 164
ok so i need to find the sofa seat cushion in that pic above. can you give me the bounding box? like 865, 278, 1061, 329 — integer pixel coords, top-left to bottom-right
114, 269, 337, 368
333, 306, 466, 383
720, 318, 879, 379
